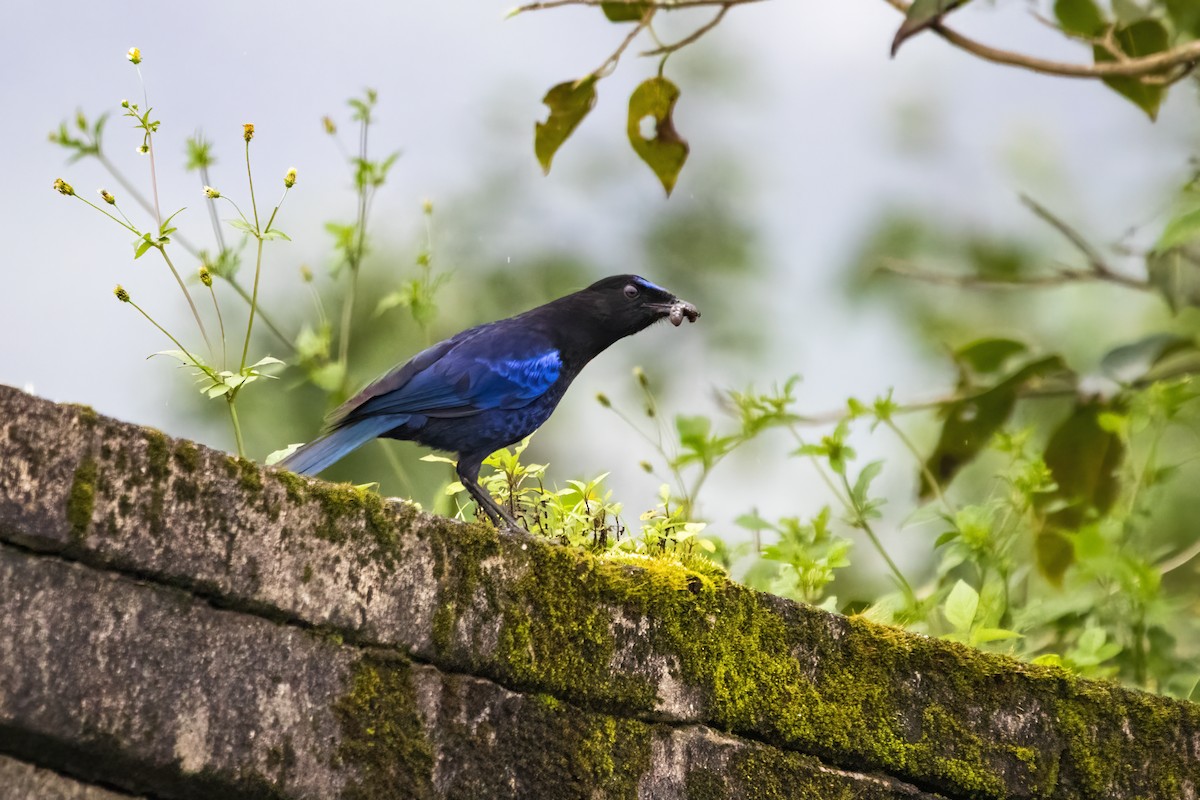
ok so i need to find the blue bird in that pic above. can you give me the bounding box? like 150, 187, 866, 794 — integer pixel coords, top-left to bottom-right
279, 274, 700, 528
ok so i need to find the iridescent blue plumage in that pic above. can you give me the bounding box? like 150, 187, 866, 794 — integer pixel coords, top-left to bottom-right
279, 274, 699, 528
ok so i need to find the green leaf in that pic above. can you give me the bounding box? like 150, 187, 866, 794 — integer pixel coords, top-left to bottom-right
1100, 333, 1196, 383
601, 1, 649, 22
134, 238, 154, 259
921, 356, 1071, 498
262, 228, 291, 241
159, 207, 186, 235
1147, 246, 1200, 313
1164, 0, 1200, 38
227, 217, 256, 234
971, 627, 1022, 646
954, 338, 1029, 377
627, 77, 689, 196
248, 355, 286, 369
891, 0, 971, 56
266, 443, 304, 466
534, 77, 597, 175
1037, 400, 1126, 583
1094, 20, 1170, 121
205, 383, 231, 398
1042, 400, 1125, 529
1054, 0, 1104, 37
851, 460, 884, 507
944, 579, 978, 631
1157, 207, 1200, 251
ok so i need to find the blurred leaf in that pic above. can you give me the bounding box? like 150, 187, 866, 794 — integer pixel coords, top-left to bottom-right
601, 1, 649, 22
954, 338, 1029, 378
1146, 246, 1200, 312
1100, 333, 1196, 383
534, 77, 597, 175
944, 579, 978, 631
1038, 400, 1125, 583
1094, 20, 1170, 120
1164, 0, 1200, 37
266, 443, 303, 465
1157, 207, 1200, 251
1043, 400, 1125, 526
892, 0, 970, 56
922, 356, 1071, 497
1054, 0, 1105, 36
627, 77, 689, 196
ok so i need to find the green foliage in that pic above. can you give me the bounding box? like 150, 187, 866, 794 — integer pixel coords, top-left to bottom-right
1094, 20, 1170, 120
535, 78, 597, 174
626, 77, 689, 196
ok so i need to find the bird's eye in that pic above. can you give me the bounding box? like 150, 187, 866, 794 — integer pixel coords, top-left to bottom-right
623, 284, 640, 299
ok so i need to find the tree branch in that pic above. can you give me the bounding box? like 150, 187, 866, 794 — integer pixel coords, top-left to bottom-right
882, 0, 1200, 81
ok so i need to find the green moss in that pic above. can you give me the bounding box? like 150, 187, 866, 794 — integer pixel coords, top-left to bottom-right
173, 439, 200, 473
67, 403, 99, 428
301, 564, 314, 584
144, 429, 171, 481
334, 656, 434, 800
66, 456, 98, 543
685, 768, 726, 800
227, 456, 264, 495
274, 470, 309, 504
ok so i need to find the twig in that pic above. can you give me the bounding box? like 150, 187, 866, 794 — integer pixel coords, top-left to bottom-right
641, 3, 729, 57
876, 258, 1137, 290
593, 6, 656, 77
881, 0, 1200, 81
513, 0, 764, 12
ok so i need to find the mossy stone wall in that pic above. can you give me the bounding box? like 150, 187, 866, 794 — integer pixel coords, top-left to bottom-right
1, 384, 1197, 799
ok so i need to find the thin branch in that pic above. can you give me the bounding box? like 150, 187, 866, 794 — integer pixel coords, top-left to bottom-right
593, 7, 656, 77
881, 0, 1200, 81
641, 3, 729, 57
876, 258, 1139, 290
513, 0, 763, 12
1020, 195, 1151, 290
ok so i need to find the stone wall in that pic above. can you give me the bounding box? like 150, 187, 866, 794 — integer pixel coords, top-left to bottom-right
0, 383, 1197, 799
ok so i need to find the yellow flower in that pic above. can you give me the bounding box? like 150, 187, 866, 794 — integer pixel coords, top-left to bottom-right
99, 189, 116, 205
199, 267, 213, 287
322, 116, 337, 135
126, 47, 142, 65
53, 178, 75, 196
284, 167, 297, 188
203, 186, 220, 199
422, 198, 434, 215
114, 285, 130, 303
243, 123, 255, 142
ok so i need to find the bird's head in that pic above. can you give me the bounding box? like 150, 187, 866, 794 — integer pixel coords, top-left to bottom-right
576, 274, 700, 339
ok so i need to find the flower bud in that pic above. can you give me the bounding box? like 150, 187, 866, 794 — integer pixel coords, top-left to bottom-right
322, 116, 337, 135
199, 266, 213, 287
114, 285, 130, 303
284, 167, 297, 188
53, 178, 75, 196
639, 461, 654, 474
136, 145, 149, 154
422, 198, 433, 215
203, 185, 220, 199
99, 189, 116, 205
243, 123, 255, 142
633, 366, 649, 389
120, 99, 130, 109
595, 393, 611, 408
300, 265, 313, 283
126, 47, 142, 65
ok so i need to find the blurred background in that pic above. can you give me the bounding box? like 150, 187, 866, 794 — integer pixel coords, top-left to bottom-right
4, 0, 1199, 690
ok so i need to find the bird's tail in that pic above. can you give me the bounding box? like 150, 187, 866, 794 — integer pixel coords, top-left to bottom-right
277, 416, 403, 476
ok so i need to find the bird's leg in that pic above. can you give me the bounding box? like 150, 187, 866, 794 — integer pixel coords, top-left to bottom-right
456, 457, 525, 531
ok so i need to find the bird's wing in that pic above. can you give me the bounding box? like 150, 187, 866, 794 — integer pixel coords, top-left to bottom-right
328, 324, 562, 428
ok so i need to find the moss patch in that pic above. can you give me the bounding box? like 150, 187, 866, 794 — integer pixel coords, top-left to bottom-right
334, 656, 435, 800
66, 456, 98, 543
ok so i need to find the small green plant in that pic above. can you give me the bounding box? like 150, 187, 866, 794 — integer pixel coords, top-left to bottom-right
51, 49, 291, 456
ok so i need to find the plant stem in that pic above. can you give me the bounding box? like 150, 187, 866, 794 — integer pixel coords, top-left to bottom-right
227, 397, 246, 458
227, 277, 292, 349
157, 247, 213, 354
208, 282, 227, 369
126, 300, 202, 369
838, 471, 916, 604
240, 237, 265, 372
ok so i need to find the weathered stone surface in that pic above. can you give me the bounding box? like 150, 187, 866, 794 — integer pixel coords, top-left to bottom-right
0, 754, 144, 799
1, 383, 1198, 799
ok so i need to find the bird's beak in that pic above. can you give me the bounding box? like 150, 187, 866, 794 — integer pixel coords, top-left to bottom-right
653, 298, 700, 327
